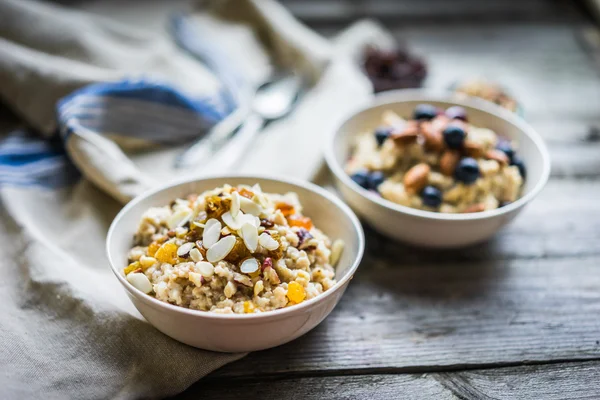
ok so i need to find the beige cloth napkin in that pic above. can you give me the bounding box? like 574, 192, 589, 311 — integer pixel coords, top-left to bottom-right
0, 0, 393, 398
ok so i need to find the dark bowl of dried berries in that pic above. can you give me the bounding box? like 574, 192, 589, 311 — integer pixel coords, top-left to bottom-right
363, 46, 427, 93
325, 90, 550, 248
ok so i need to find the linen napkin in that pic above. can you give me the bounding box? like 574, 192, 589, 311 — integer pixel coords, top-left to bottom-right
0, 0, 394, 398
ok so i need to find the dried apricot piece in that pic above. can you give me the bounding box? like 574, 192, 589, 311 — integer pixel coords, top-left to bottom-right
147, 242, 161, 257
237, 188, 254, 199
287, 282, 306, 304
275, 202, 295, 217
287, 215, 313, 230
243, 301, 256, 313
124, 261, 140, 275
154, 242, 178, 264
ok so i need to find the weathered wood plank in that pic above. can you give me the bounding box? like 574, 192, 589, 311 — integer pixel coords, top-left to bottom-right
212, 253, 600, 378
182, 361, 600, 399
362, 179, 600, 263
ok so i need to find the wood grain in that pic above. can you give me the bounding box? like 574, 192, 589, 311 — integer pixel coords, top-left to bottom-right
211, 252, 600, 378
185, 361, 600, 399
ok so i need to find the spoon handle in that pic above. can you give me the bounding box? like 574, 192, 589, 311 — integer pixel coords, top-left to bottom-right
173, 102, 250, 169
201, 113, 265, 173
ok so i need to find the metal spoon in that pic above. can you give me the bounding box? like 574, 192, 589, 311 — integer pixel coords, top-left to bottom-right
175, 74, 302, 170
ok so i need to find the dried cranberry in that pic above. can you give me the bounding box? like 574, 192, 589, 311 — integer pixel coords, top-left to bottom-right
261, 257, 273, 271
296, 228, 313, 247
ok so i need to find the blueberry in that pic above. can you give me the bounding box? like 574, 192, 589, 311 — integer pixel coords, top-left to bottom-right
421, 185, 443, 208
374, 126, 392, 147
496, 141, 515, 162
511, 156, 526, 179
367, 171, 385, 190
446, 106, 468, 121
455, 157, 480, 184
443, 125, 466, 149
413, 104, 438, 120
350, 169, 369, 188
499, 201, 511, 208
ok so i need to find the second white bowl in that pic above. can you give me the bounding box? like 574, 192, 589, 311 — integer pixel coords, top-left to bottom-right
325, 90, 550, 248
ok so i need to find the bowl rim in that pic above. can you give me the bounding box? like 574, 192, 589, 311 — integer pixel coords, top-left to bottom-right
324, 89, 551, 221
106, 174, 365, 321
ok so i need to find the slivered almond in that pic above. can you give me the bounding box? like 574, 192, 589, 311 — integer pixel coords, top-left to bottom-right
403, 163, 431, 194
463, 203, 486, 213
440, 150, 460, 176
463, 140, 485, 158
485, 149, 509, 165
420, 121, 445, 152
391, 121, 419, 145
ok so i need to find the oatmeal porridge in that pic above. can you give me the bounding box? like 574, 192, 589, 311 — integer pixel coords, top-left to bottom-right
345, 104, 527, 213
124, 184, 344, 314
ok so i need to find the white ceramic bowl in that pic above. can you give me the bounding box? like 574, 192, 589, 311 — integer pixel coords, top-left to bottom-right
325, 90, 550, 248
106, 175, 364, 352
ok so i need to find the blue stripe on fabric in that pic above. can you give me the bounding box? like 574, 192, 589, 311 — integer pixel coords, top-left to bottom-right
57, 78, 236, 146
0, 130, 80, 188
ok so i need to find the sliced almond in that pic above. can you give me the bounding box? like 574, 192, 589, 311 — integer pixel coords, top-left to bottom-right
485, 149, 509, 165
189, 248, 203, 262
391, 121, 419, 145
126, 272, 152, 294
233, 272, 253, 287
403, 163, 431, 194
240, 257, 259, 274
230, 191, 241, 218
463, 140, 485, 158
440, 150, 460, 176
420, 121, 445, 152
195, 261, 214, 278
239, 196, 263, 216
202, 219, 221, 249
176, 242, 195, 257
240, 222, 258, 252
167, 208, 192, 229
206, 235, 236, 263
222, 211, 244, 230
329, 239, 345, 267
259, 232, 279, 251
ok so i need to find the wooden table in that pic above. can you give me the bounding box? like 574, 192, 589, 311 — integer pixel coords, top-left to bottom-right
172, 1, 600, 398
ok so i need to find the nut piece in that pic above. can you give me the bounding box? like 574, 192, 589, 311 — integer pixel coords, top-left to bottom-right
403, 163, 431, 194
485, 149, 509, 165
463, 140, 484, 158
440, 150, 460, 176
462, 203, 486, 213
420, 122, 445, 152
391, 121, 419, 145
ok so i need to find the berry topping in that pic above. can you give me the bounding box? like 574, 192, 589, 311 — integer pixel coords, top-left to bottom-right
443, 125, 466, 149
421, 185, 443, 208
374, 126, 392, 146
511, 156, 526, 179
350, 169, 369, 188
455, 157, 480, 184
496, 141, 515, 162
413, 104, 438, 120
367, 171, 385, 190
445, 106, 468, 121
